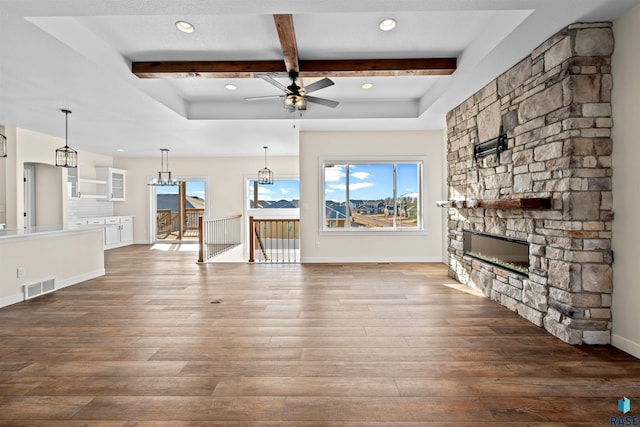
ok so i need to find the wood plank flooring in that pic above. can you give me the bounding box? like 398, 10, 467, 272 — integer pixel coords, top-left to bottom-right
0, 244, 638, 425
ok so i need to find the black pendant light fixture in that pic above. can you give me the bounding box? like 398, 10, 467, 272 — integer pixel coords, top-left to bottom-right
55, 109, 78, 168
258, 146, 274, 185
148, 148, 180, 186
0, 133, 6, 158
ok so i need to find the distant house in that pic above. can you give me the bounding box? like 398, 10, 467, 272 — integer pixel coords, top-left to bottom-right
157, 194, 205, 212
347, 200, 386, 215
256, 199, 299, 209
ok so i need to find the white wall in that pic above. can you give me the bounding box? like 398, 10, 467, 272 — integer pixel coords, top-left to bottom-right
611, 3, 640, 358
0, 229, 105, 306
34, 163, 63, 226
114, 155, 299, 243
299, 131, 445, 263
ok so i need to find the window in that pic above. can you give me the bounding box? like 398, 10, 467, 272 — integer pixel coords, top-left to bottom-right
322, 159, 424, 231
247, 179, 300, 209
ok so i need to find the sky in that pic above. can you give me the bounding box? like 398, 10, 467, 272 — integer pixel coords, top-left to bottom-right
253, 180, 300, 201
324, 163, 419, 202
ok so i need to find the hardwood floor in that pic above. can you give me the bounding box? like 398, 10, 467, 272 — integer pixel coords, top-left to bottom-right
0, 244, 638, 425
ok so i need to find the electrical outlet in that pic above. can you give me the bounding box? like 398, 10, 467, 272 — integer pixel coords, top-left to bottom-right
315, 241, 321, 248
17, 267, 25, 278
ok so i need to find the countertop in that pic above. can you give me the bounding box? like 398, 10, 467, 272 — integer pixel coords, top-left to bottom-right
0, 224, 106, 242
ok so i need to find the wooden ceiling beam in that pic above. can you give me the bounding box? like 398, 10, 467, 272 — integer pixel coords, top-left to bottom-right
273, 14, 299, 73
298, 58, 457, 77
132, 58, 456, 79
132, 60, 287, 78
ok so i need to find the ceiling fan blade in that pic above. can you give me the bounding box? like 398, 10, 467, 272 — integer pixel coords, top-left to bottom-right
257, 73, 289, 92
304, 77, 334, 94
245, 95, 285, 101
305, 95, 339, 108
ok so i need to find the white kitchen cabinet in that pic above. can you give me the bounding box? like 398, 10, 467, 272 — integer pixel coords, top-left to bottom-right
104, 217, 121, 247
67, 167, 107, 199
104, 216, 133, 249
104, 216, 134, 249
96, 168, 126, 201
74, 216, 133, 249
120, 217, 134, 243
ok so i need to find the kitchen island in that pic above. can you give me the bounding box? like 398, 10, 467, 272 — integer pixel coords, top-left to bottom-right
0, 225, 105, 308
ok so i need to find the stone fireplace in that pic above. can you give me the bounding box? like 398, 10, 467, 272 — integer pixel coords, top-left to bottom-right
463, 231, 529, 276
446, 23, 614, 345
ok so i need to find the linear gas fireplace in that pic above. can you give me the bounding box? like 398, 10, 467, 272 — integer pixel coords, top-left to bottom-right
463, 231, 529, 276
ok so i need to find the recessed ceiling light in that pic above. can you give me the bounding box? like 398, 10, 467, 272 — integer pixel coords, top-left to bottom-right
361, 83, 373, 89
379, 18, 396, 31
116, 148, 124, 152
225, 84, 238, 91
175, 21, 194, 33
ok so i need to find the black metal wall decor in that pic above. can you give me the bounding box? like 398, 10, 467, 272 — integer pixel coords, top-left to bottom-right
473, 127, 508, 162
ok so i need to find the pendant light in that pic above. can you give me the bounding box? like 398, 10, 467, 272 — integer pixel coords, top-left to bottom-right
0, 133, 6, 158
148, 148, 180, 186
55, 109, 78, 168
258, 146, 274, 185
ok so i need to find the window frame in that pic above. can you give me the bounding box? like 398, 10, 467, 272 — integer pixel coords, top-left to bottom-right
319, 156, 427, 235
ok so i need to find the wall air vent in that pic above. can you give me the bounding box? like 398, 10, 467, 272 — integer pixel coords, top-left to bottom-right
24, 278, 56, 300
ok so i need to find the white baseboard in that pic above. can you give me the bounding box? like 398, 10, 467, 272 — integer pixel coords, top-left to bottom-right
612, 333, 640, 359
56, 269, 106, 289
300, 256, 445, 263
0, 293, 25, 309
0, 269, 105, 309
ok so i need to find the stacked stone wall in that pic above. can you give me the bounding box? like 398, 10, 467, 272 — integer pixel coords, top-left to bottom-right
446, 23, 613, 344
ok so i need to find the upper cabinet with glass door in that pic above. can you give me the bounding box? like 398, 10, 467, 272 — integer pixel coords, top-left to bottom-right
96, 167, 126, 201
67, 166, 108, 199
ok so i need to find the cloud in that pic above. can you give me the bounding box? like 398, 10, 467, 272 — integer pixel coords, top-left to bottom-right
324, 165, 346, 182
349, 182, 374, 191
258, 187, 275, 195
351, 171, 370, 180
280, 187, 289, 195
328, 182, 374, 191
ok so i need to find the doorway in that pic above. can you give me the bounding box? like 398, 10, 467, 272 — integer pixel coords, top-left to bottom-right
154, 179, 207, 242
23, 162, 63, 228
24, 164, 36, 228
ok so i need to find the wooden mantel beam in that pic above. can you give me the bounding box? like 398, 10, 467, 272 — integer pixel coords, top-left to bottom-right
132, 58, 457, 79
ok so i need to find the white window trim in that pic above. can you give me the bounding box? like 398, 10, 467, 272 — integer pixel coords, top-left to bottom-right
319, 155, 427, 235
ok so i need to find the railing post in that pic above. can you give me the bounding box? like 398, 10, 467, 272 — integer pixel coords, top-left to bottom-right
249, 216, 255, 262
197, 216, 204, 263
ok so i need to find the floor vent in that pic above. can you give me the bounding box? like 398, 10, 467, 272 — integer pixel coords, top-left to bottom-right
24, 278, 56, 300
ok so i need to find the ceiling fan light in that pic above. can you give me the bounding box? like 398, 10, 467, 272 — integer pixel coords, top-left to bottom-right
379, 18, 396, 31
175, 21, 195, 33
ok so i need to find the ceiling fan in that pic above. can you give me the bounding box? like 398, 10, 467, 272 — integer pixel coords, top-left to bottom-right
245, 71, 339, 111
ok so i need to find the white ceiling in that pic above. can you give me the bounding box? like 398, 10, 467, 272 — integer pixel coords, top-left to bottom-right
0, 0, 638, 157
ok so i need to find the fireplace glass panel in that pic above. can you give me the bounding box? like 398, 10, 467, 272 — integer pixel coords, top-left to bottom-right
463, 231, 529, 276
